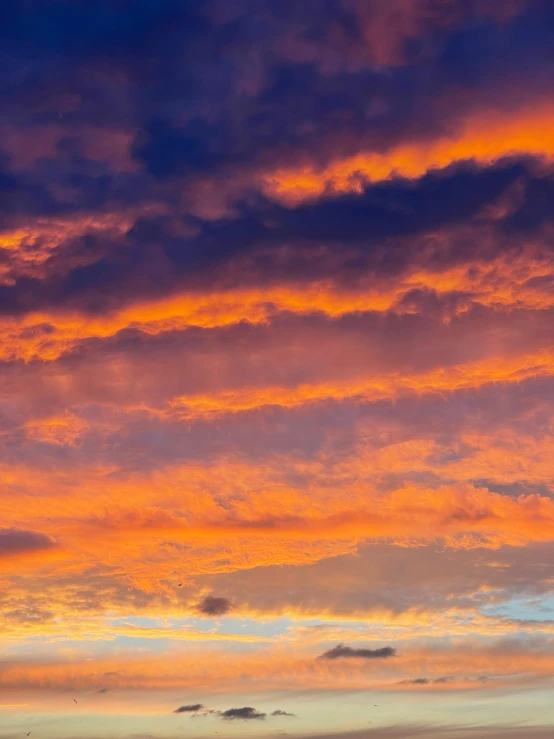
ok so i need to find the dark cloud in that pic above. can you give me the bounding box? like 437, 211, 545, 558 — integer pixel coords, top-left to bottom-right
318, 644, 396, 660
220, 707, 266, 721
399, 676, 467, 685
0, 528, 55, 557
135, 117, 233, 179
0, 160, 542, 319
272, 710, 295, 717
1, 0, 554, 323
174, 704, 205, 713
197, 595, 233, 616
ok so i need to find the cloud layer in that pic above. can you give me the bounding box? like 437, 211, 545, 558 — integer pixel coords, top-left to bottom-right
3, 2, 554, 738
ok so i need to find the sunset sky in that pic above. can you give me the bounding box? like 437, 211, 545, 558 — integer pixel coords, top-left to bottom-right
3, 2, 554, 738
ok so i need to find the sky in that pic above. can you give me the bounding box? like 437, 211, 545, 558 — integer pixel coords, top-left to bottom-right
3, 1, 554, 738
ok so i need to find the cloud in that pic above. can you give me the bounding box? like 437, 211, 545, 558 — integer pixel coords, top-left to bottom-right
296, 725, 554, 739
397, 676, 457, 686
272, 710, 295, 716
0, 161, 542, 327
173, 704, 205, 713
4, 2, 554, 730
263, 104, 554, 205
0, 528, 55, 557
4, 608, 53, 624
197, 596, 233, 616
220, 707, 266, 720
4, 637, 554, 692
318, 644, 396, 660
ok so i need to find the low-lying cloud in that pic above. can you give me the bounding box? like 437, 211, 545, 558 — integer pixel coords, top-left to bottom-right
174, 704, 205, 713
221, 707, 266, 720
399, 676, 462, 686
174, 704, 290, 719
197, 596, 233, 616
318, 644, 396, 660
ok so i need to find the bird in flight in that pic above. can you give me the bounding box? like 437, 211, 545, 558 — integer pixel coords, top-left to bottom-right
25, 732, 31, 736
178, 584, 183, 587
73, 699, 78, 704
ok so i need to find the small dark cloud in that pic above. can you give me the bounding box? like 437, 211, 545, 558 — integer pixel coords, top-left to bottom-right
272, 710, 295, 717
318, 643, 396, 660
174, 704, 205, 713
221, 707, 266, 721
197, 595, 233, 616
399, 676, 454, 685
97, 688, 110, 694
0, 528, 55, 557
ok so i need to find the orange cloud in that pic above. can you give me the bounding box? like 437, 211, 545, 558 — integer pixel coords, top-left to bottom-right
70, 484, 554, 553
263, 103, 554, 204
2, 638, 554, 693
2, 598, 552, 649
166, 348, 554, 418
4, 476, 554, 602
24, 413, 90, 446
2, 229, 554, 361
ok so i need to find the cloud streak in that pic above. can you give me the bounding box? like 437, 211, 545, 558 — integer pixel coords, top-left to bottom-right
173, 704, 204, 713
318, 644, 396, 660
